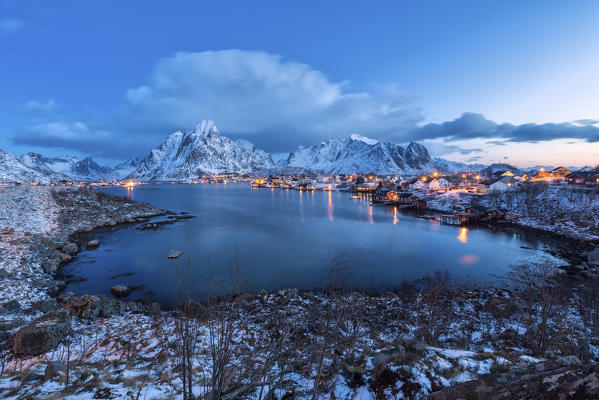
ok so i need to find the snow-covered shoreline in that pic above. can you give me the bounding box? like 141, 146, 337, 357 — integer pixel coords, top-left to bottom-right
0, 186, 167, 309
1, 185, 598, 399
425, 185, 599, 242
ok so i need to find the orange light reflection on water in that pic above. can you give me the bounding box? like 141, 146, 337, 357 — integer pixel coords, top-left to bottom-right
328, 191, 334, 221
457, 227, 468, 243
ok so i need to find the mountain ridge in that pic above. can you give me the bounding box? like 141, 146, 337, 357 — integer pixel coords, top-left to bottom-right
0, 120, 551, 183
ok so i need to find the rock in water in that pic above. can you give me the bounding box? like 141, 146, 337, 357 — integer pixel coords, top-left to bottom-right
110, 285, 131, 299
86, 240, 100, 250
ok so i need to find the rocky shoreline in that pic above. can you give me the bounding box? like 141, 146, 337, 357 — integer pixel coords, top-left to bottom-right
2, 185, 599, 399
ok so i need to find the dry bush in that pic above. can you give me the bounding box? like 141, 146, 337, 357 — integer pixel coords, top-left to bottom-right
506, 263, 573, 355
414, 270, 461, 346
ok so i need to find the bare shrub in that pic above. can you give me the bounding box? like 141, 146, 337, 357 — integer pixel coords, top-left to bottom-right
506, 263, 572, 355
414, 270, 461, 346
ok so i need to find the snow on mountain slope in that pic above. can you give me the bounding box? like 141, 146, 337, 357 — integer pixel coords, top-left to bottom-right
67, 157, 114, 181
433, 158, 486, 173
42, 154, 80, 175
19, 153, 117, 181
0, 149, 60, 184
285, 136, 439, 174
481, 163, 523, 176
22, 153, 114, 181
20, 153, 71, 181
129, 120, 274, 181
112, 157, 141, 180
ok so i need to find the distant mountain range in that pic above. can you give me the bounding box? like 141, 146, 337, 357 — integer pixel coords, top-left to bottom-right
0, 119, 588, 183
0, 150, 140, 183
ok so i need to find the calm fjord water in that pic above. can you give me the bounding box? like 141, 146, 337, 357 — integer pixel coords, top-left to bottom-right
64, 183, 553, 302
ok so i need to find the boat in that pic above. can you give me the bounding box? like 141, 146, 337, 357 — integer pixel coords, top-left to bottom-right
350, 195, 360, 199
168, 250, 184, 259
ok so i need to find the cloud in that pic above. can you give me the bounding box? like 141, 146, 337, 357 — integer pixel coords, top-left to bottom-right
410, 112, 599, 143
11, 50, 598, 160
24, 99, 57, 113
0, 18, 23, 34
123, 50, 422, 150
12, 122, 133, 159
419, 141, 483, 157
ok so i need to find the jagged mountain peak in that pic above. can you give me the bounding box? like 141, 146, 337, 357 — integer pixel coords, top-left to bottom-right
190, 119, 219, 136
285, 135, 436, 174
129, 121, 274, 180
349, 134, 379, 145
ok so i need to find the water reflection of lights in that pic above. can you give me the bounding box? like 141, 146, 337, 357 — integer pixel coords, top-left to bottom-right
459, 254, 481, 265
328, 191, 334, 221
125, 186, 134, 200
393, 206, 398, 225
368, 205, 373, 224
457, 227, 468, 243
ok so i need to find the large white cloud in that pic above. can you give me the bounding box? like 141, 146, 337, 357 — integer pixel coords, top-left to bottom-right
124, 50, 422, 146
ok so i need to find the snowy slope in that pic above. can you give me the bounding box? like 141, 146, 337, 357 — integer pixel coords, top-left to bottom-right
129, 120, 274, 181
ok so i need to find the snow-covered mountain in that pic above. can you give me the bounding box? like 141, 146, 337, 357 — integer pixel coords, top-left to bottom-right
19, 153, 115, 181
41, 154, 79, 176
433, 158, 486, 173
67, 157, 114, 181
0, 149, 65, 184
112, 157, 141, 180
284, 135, 440, 174
128, 120, 274, 181
20, 152, 71, 181
480, 163, 523, 176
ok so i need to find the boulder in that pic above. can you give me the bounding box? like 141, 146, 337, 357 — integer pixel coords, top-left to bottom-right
65, 295, 103, 319
12, 310, 70, 356
54, 251, 72, 263
371, 346, 406, 372
65, 295, 125, 319
556, 355, 581, 366
101, 298, 127, 316
29, 300, 56, 314
148, 302, 161, 316
86, 240, 100, 250
22, 372, 44, 383
405, 340, 427, 352
110, 285, 131, 299
42, 261, 58, 274
61, 242, 79, 255
127, 301, 145, 313
44, 361, 66, 380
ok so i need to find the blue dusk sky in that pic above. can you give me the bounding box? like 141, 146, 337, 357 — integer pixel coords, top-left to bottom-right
1, 0, 598, 167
